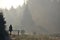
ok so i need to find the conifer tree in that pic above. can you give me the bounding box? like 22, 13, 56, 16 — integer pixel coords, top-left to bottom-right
0, 12, 6, 31
0, 11, 10, 40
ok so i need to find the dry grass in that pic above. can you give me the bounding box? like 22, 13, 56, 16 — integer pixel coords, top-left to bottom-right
10, 34, 60, 40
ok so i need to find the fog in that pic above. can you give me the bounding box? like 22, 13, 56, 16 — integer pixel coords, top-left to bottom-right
2, 0, 60, 34
28, 0, 60, 33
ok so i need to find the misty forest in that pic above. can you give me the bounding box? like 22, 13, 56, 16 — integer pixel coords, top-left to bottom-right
0, 0, 60, 40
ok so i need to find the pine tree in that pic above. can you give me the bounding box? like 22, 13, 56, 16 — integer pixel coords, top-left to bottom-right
0, 12, 10, 40
0, 12, 6, 31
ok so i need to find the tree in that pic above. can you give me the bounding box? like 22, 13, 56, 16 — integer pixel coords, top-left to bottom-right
21, 30, 25, 35
0, 12, 6, 31
33, 32, 36, 35
0, 11, 10, 40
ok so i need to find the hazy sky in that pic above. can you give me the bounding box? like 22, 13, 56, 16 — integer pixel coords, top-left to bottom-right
0, 0, 27, 9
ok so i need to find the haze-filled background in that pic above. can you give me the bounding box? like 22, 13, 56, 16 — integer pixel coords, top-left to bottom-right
0, 0, 60, 34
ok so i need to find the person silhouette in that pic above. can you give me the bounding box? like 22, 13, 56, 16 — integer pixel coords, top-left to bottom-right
9, 25, 13, 35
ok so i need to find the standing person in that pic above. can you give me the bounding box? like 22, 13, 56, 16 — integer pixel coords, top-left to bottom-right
9, 25, 13, 35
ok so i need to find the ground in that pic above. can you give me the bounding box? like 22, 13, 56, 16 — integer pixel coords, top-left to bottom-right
9, 34, 60, 40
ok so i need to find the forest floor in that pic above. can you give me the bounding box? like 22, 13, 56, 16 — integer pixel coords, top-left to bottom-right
10, 34, 60, 40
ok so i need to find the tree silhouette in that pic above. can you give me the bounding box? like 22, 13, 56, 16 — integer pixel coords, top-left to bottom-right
0, 12, 10, 40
